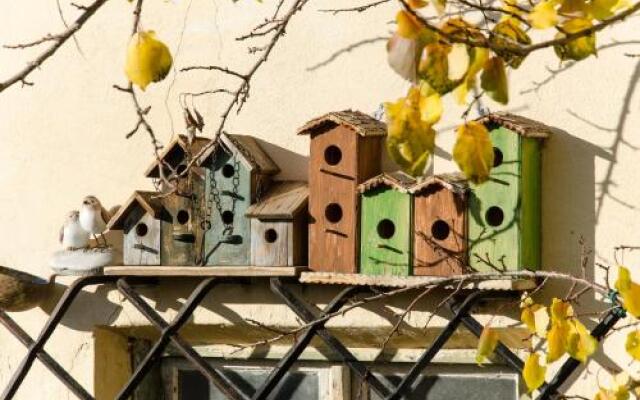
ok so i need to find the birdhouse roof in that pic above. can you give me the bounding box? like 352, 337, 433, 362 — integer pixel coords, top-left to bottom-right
107, 191, 164, 230
296, 110, 387, 137
144, 135, 211, 178
476, 112, 555, 139
409, 173, 469, 195
197, 133, 280, 175
245, 181, 308, 220
358, 171, 417, 193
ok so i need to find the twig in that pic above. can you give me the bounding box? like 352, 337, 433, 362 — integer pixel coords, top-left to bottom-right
0, 0, 109, 93
320, 0, 391, 14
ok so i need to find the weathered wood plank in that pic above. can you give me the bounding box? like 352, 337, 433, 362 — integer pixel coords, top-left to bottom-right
245, 181, 308, 220
299, 272, 536, 290
103, 266, 307, 277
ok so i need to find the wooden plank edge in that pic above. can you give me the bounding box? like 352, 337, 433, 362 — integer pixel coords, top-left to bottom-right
299, 272, 537, 291
103, 266, 307, 277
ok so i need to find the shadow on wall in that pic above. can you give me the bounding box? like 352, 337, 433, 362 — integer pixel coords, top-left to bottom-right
253, 139, 309, 181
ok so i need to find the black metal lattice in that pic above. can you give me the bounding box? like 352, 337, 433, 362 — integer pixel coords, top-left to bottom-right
0, 275, 623, 400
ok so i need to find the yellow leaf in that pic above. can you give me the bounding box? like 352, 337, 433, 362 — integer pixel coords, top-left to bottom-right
448, 43, 470, 81
453, 47, 489, 105
385, 87, 436, 176
489, 17, 531, 68
589, 0, 619, 19
566, 318, 597, 363
550, 297, 574, 323
408, 0, 429, 8
522, 303, 549, 337
595, 373, 631, 400
625, 330, 640, 361
529, 0, 559, 29
453, 121, 494, 184
546, 321, 568, 363
615, 266, 640, 318
125, 31, 173, 91
418, 44, 463, 94
553, 18, 597, 61
559, 0, 589, 15
476, 326, 499, 364
481, 57, 509, 104
432, 0, 447, 14
419, 89, 443, 125
397, 10, 423, 39
523, 353, 547, 392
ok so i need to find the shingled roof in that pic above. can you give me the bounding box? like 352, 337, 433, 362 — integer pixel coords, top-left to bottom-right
297, 110, 387, 137
197, 133, 280, 175
145, 135, 211, 178
476, 112, 556, 139
409, 173, 468, 196
107, 191, 164, 230
358, 171, 417, 193
245, 181, 308, 220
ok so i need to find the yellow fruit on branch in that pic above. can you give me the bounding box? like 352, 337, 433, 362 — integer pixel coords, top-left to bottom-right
125, 30, 173, 90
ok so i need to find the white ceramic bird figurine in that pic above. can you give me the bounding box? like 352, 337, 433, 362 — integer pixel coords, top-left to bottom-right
59, 211, 90, 251
79, 195, 111, 247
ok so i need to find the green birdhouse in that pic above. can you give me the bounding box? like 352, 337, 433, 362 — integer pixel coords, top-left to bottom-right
359, 172, 416, 276
196, 133, 280, 266
467, 112, 553, 273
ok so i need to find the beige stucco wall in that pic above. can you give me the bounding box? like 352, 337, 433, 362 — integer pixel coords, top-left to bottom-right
1, 0, 640, 398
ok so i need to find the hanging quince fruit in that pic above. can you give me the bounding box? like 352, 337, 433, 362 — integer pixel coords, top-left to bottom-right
553, 18, 597, 61
125, 30, 173, 90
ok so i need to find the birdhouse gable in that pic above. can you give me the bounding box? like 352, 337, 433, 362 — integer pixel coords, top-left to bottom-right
197, 133, 280, 176
410, 173, 468, 196
144, 135, 211, 178
107, 191, 164, 231
297, 110, 387, 137
476, 112, 556, 140
358, 171, 417, 194
245, 181, 308, 221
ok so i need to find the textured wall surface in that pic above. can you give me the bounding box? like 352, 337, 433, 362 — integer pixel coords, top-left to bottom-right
1, 0, 640, 398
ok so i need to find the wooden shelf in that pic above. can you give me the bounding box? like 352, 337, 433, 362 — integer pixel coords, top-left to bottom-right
102, 266, 307, 277
299, 272, 537, 291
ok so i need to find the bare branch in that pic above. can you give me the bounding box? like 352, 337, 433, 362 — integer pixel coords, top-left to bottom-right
0, 0, 109, 93
320, 0, 391, 14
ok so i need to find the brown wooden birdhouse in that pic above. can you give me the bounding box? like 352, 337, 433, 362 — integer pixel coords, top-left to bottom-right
245, 181, 309, 267
107, 191, 164, 266
409, 173, 468, 277
298, 110, 386, 273
144, 135, 210, 247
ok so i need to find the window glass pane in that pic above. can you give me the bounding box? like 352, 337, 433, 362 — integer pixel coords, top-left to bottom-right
208, 368, 319, 400
367, 373, 518, 400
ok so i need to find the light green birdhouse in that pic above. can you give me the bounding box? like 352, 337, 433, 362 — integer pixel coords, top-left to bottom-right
359, 172, 416, 276
467, 113, 553, 273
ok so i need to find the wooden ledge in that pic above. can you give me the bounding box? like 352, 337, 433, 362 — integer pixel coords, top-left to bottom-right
299, 272, 537, 291
102, 266, 307, 277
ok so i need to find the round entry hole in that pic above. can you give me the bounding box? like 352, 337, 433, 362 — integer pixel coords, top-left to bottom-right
493, 147, 503, 167
485, 206, 504, 227
136, 223, 148, 237
377, 219, 396, 239
264, 229, 278, 243
431, 220, 450, 241
325, 203, 343, 223
176, 210, 190, 225
324, 145, 342, 166
221, 211, 234, 225
222, 164, 235, 178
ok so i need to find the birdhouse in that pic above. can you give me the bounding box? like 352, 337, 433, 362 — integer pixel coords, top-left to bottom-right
409, 173, 468, 277
144, 135, 210, 246
245, 181, 309, 267
196, 133, 280, 266
299, 110, 386, 273
467, 112, 553, 273
358, 172, 416, 276
107, 191, 164, 266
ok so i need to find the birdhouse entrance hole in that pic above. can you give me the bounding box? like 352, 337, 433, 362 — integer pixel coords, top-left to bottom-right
222, 164, 235, 178
325, 203, 343, 223
176, 210, 190, 225
221, 211, 234, 225
135, 223, 148, 237
324, 145, 342, 166
264, 229, 278, 243
493, 147, 503, 167
377, 219, 395, 239
431, 219, 450, 241
485, 206, 504, 227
